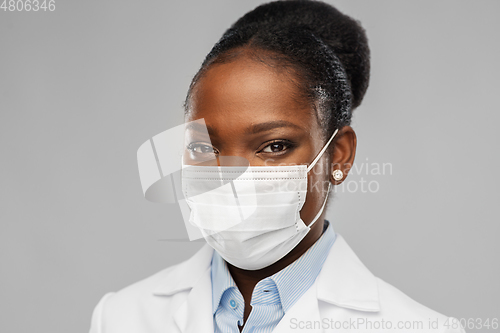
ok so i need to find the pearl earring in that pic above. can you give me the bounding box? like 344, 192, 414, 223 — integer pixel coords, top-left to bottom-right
333, 169, 344, 181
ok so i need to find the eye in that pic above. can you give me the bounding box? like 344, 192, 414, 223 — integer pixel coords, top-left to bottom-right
262, 142, 286, 153
260, 140, 295, 155
187, 142, 218, 154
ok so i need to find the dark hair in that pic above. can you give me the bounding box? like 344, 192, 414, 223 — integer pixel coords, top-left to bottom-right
185, 0, 370, 139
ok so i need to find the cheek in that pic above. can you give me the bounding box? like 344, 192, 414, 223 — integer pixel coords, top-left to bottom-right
300, 158, 331, 221
308, 157, 331, 192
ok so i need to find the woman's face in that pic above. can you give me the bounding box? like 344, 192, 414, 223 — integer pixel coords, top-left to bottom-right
185, 54, 336, 230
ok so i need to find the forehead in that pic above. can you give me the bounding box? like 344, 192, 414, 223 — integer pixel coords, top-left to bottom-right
187, 56, 316, 132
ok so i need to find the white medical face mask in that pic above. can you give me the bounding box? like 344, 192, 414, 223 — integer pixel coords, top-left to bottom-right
182, 128, 338, 270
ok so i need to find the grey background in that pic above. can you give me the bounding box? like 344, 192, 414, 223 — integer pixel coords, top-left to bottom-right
1, 1, 499, 332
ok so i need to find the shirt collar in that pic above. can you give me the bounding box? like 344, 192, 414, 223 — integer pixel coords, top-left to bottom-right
211, 246, 238, 314
271, 220, 335, 312
210, 220, 336, 314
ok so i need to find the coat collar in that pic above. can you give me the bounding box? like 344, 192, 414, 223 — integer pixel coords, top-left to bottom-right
153, 244, 215, 333
152, 234, 380, 312
152, 243, 214, 296
316, 234, 380, 312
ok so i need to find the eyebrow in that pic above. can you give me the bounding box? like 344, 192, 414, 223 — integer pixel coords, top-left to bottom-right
185, 119, 304, 137
185, 121, 209, 132
248, 120, 304, 134
183, 122, 216, 140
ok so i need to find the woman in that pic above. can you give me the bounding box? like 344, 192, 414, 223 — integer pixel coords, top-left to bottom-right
89, 1, 465, 332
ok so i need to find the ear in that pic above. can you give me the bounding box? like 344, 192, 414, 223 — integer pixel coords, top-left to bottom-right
329, 126, 357, 185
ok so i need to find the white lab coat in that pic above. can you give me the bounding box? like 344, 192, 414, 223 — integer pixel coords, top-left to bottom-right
89, 234, 465, 333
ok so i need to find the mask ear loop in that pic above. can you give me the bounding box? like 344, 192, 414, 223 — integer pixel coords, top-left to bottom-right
306, 128, 339, 173
305, 128, 338, 228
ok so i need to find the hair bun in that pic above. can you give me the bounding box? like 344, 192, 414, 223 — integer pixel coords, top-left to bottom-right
231, 0, 370, 109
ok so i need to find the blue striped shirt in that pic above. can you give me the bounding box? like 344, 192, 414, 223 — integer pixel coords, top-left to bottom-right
211, 220, 336, 333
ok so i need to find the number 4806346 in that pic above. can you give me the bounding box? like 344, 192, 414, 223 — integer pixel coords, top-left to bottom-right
1, 0, 56, 11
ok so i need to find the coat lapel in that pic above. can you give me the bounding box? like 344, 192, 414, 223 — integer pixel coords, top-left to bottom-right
316, 234, 380, 312
273, 234, 381, 333
273, 279, 322, 333
173, 265, 213, 333
153, 244, 215, 333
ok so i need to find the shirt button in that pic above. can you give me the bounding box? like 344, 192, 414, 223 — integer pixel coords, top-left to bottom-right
229, 299, 238, 309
